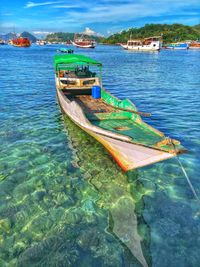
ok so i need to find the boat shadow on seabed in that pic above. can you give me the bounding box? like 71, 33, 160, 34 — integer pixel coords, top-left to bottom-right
63, 115, 152, 267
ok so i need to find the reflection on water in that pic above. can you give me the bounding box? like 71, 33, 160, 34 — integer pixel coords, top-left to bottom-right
64, 115, 151, 267
0, 111, 152, 266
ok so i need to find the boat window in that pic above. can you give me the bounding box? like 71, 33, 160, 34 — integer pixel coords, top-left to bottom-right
82, 79, 96, 85
60, 80, 76, 85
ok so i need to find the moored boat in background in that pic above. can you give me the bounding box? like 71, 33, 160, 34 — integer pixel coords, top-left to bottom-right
71, 34, 96, 48
189, 41, 200, 49
164, 42, 188, 50
36, 40, 46, 46
54, 54, 185, 171
120, 36, 161, 51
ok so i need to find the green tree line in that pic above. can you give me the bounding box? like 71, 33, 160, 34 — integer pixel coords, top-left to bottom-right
45, 32, 102, 42
44, 24, 200, 44
102, 24, 200, 44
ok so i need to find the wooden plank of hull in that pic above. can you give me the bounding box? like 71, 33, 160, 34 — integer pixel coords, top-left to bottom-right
89, 134, 174, 171
57, 88, 174, 171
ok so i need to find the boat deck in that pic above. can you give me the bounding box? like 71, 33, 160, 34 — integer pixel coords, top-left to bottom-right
65, 94, 163, 146
67, 95, 118, 114
93, 119, 162, 146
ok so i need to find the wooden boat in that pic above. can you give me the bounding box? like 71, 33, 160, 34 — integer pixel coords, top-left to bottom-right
54, 54, 185, 171
11, 37, 31, 47
189, 41, 200, 49
164, 42, 188, 50
71, 34, 96, 48
120, 36, 161, 51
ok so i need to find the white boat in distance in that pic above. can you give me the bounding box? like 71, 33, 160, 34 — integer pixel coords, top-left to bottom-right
36, 40, 46, 46
121, 36, 161, 51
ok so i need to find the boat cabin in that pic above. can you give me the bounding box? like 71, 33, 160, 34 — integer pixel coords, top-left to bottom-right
127, 40, 143, 46
127, 36, 161, 46
54, 54, 101, 95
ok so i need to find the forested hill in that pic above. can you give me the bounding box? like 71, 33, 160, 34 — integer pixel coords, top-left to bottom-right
45, 32, 102, 42
103, 24, 200, 44
20, 31, 37, 43
194, 24, 200, 31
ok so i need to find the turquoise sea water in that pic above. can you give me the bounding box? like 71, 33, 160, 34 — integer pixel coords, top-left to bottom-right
0, 44, 200, 267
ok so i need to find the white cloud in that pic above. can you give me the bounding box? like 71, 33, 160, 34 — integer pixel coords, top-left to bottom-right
32, 31, 53, 35
82, 27, 104, 37
82, 27, 95, 35
63, 0, 200, 25
52, 4, 79, 8
2, 0, 197, 35
107, 30, 113, 35
24, 1, 62, 8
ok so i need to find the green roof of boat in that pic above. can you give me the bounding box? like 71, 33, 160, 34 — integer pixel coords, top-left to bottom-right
54, 54, 102, 69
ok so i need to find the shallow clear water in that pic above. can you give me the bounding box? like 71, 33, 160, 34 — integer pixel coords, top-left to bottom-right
0, 44, 200, 267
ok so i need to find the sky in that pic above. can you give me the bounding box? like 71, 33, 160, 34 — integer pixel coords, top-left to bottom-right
0, 0, 200, 36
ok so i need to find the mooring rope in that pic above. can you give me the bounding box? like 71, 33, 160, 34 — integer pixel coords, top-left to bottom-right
175, 156, 200, 202
168, 137, 200, 202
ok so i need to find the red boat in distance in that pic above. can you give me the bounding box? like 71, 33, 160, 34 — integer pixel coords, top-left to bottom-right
11, 37, 31, 47
189, 41, 200, 49
71, 34, 96, 48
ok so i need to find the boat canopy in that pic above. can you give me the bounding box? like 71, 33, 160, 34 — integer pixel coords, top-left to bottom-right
54, 54, 102, 70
